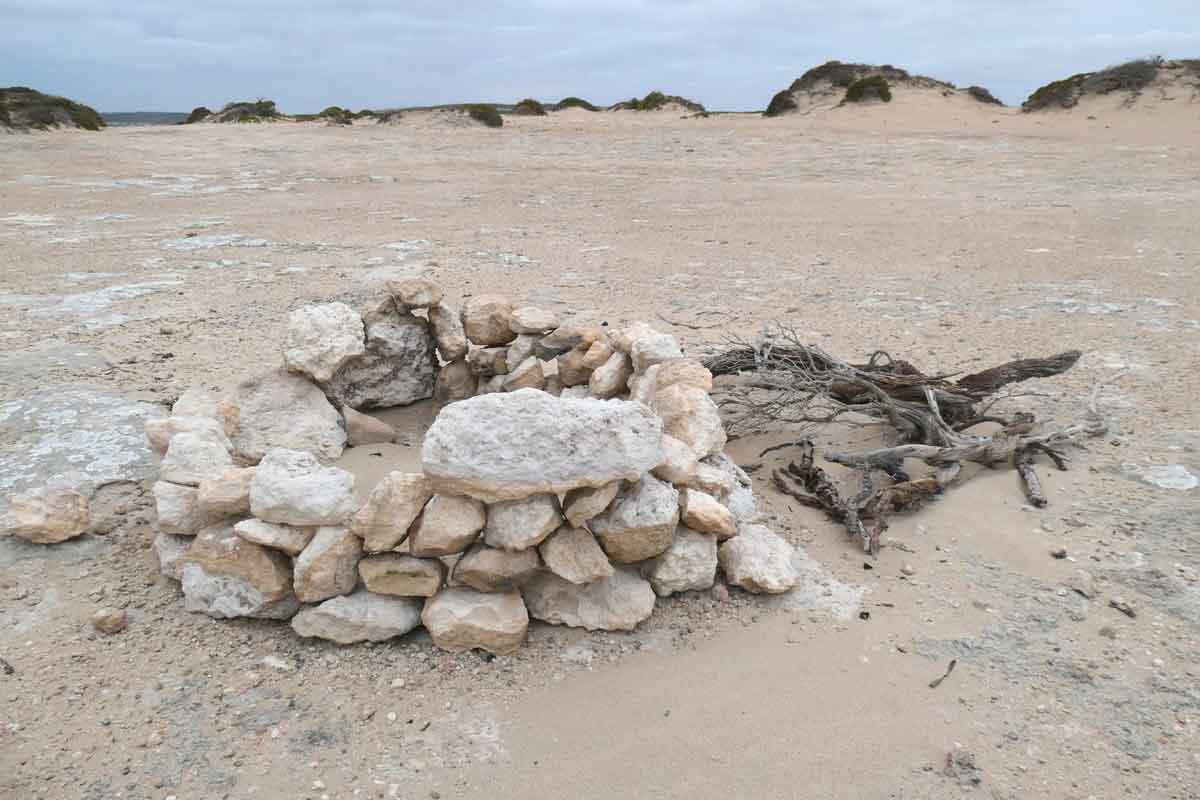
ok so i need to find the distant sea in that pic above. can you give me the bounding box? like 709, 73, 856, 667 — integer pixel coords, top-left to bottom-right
101, 112, 189, 127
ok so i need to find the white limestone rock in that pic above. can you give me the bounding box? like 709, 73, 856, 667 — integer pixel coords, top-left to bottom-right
523, 567, 655, 631
349, 471, 431, 552
249, 448, 358, 526
153, 532, 191, 580
588, 352, 633, 399
358, 554, 446, 597
145, 415, 231, 457
159, 430, 234, 487
153, 480, 208, 536
509, 306, 559, 334
645, 526, 717, 597
652, 384, 726, 458
325, 314, 437, 410
651, 434, 699, 486
221, 370, 346, 463
421, 587, 529, 655
718, 524, 799, 594
282, 302, 366, 383
179, 523, 299, 619
388, 278, 443, 308
590, 474, 680, 563
291, 589, 423, 644
562, 481, 620, 528
630, 332, 683, 372
610, 321, 658, 354
171, 386, 222, 421
421, 389, 664, 502
538, 526, 613, 584
483, 494, 562, 551
233, 518, 315, 556
407, 493, 485, 556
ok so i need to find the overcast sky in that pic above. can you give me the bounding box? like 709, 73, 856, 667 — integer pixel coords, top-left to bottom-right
3, 1, 1197, 111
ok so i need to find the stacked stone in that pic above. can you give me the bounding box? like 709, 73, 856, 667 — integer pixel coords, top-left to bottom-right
146, 282, 801, 655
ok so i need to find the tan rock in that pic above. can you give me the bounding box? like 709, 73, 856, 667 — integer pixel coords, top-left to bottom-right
475, 374, 506, 395
680, 488, 738, 539
153, 532, 191, 580
588, 351, 632, 399
408, 494, 487, 556
645, 526, 717, 597
581, 339, 615, 369
358, 554, 446, 597
509, 306, 559, 334
421, 587, 529, 655
536, 325, 607, 359
652, 434, 699, 486
388, 278, 442, 308
653, 384, 727, 458
590, 474, 679, 563
349, 472, 431, 552
718, 524, 799, 594
221, 370, 346, 463
654, 358, 713, 393
282, 302, 366, 383
538, 526, 613, 584
294, 525, 363, 603
631, 332, 683, 372
153, 481, 208, 536
562, 481, 620, 528
0, 486, 90, 544
434, 359, 476, 404
543, 374, 564, 396
627, 364, 658, 405
292, 589, 423, 644
250, 448, 358, 526
610, 321, 658, 354
428, 302, 469, 361
159, 430, 234, 487
233, 518, 315, 556
506, 334, 538, 369
460, 295, 515, 346
145, 415, 231, 457
502, 357, 545, 391
196, 467, 256, 517
179, 523, 298, 619
556, 346, 592, 386
690, 462, 736, 498
343, 407, 397, 446
91, 607, 128, 634
453, 542, 541, 592
522, 567, 654, 631
467, 346, 509, 376
171, 386, 222, 421
483, 494, 562, 551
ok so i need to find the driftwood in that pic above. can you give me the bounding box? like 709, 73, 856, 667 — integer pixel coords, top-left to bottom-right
706, 324, 1107, 554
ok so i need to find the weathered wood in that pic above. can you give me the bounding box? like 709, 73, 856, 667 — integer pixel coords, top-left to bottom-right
1015, 447, 1047, 507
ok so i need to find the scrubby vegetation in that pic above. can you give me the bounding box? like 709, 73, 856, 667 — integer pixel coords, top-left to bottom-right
1023, 56, 1165, 111
513, 98, 547, 116
183, 106, 212, 124
465, 103, 503, 128
844, 76, 892, 103
554, 96, 598, 112
613, 90, 706, 113
790, 61, 952, 93
211, 99, 285, 123
0, 86, 104, 131
763, 90, 798, 117
966, 86, 1003, 105
317, 106, 354, 124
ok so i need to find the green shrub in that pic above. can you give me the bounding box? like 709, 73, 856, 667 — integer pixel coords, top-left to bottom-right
1023, 57, 1164, 111
183, 106, 212, 124
763, 90, 798, 117
0, 86, 105, 131
615, 90, 705, 113
554, 96, 598, 111
966, 86, 1003, 105
844, 76, 892, 103
513, 98, 547, 116
465, 103, 503, 128
318, 105, 353, 124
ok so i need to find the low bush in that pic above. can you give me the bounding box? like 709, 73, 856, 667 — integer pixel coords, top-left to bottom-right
513, 98, 547, 116
318, 106, 354, 124
465, 103, 503, 128
1024, 57, 1165, 111
763, 89, 798, 117
183, 106, 212, 124
966, 86, 1003, 105
614, 90, 705, 113
0, 86, 105, 131
844, 76, 892, 103
554, 96, 598, 111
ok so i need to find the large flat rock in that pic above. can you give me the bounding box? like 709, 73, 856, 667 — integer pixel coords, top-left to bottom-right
421, 389, 664, 502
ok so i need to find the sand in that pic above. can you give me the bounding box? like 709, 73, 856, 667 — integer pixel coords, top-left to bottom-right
1, 105, 1198, 799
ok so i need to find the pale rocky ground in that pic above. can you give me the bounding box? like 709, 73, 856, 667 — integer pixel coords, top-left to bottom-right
1, 102, 1198, 799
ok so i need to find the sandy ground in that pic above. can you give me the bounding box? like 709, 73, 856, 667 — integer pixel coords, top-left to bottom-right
1, 104, 1198, 799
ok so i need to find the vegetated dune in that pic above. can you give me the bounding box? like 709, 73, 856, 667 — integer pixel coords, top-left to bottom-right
374, 104, 504, 129
1023, 57, 1200, 117
610, 90, 706, 114
0, 86, 105, 132
197, 100, 287, 123
763, 61, 1005, 118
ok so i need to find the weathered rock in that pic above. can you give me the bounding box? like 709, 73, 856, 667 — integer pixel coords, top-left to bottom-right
588, 352, 632, 399
542, 374, 564, 396
509, 306, 559, 334
690, 462, 736, 498
523, 568, 655, 631
408, 493, 486, 556
535, 325, 607, 360
453, 542, 541, 592
250, 448, 358, 526
631, 332, 683, 372
434, 359, 476, 403
652, 434, 699, 486
556, 347, 592, 386
196, 467, 256, 517
358, 554, 446, 597
233, 518, 315, 556
475, 374, 506, 396
428, 302, 469, 361
422, 390, 664, 502
654, 359, 713, 393
421, 587, 528, 655
581, 339, 615, 369
91, 607, 128, 634
179, 523, 299, 619
349, 472, 431, 552
460, 295, 515, 346
291, 589, 423, 644
222, 370, 346, 463
388, 278, 443, 308
0, 486, 90, 544
610, 321, 658, 354
293, 525, 363, 603
145, 415, 231, 457
680, 488, 738, 539
503, 357, 545, 392
171, 386, 222, 421
559, 385, 590, 400
343, 406, 397, 445
506, 334, 538, 370
325, 314, 437, 409
590, 474, 679, 563
467, 346, 509, 376
653, 384, 726, 458
538, 526, 613, 584
282, 302, 366, 383
483, 494, 563, 550
645, 527, 717, 596
718, 524, 799, 594
153, 481, 208, 536
159, 430, 234, 487
703, 453, 760, 523
153, 532, 192, 580
562, 481, 620, 527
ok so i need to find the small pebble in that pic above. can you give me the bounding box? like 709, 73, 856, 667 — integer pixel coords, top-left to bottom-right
91, 608, 128, 635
